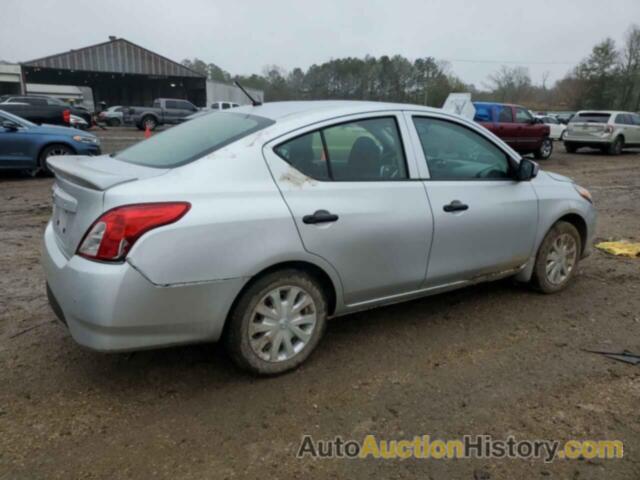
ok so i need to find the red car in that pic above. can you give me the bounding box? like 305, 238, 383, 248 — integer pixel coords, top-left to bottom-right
473, 102, 553, 159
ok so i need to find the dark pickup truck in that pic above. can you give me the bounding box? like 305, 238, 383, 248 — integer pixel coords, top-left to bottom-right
0, 95, 91, 124
128, 98, 199, 130
0, 102, 71, 127
473, 102, 553, 159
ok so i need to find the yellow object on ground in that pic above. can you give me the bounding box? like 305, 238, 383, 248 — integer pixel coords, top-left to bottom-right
595, 241, 640, 258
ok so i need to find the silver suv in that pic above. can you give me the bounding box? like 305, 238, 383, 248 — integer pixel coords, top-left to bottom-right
564, 111, 640, 155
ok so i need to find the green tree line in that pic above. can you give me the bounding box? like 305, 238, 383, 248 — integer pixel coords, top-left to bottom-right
183, 23, 640, 111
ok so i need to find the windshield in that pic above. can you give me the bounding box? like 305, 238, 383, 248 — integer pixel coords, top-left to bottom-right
0, 109, 35, 127
116, 111, 275, 168
570, 112, 611, 123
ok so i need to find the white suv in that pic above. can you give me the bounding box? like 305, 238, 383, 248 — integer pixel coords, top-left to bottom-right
564, 111, 640, 155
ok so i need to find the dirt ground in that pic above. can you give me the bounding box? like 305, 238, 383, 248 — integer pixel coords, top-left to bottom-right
1, 129, 639, 479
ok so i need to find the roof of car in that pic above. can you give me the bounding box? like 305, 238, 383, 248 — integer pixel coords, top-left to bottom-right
231, 100, 445, 123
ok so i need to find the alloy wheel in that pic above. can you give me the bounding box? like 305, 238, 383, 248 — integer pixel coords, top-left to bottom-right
248, 286, 317, 362
545, 233, 578, 285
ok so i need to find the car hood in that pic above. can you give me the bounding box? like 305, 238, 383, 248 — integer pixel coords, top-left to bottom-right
31, 124, 91, 137
545, 171, 574, 183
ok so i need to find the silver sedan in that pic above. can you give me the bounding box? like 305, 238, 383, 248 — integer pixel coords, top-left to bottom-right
43, 101, 596, 375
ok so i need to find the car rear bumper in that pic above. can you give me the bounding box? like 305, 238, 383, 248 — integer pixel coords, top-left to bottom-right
564, 133, 612, 145
42, 222, 246, 352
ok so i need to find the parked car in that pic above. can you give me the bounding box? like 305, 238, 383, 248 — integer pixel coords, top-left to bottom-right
473, 102, 553, 159
70, 114, 89, 130
211, 101, 240, 110
0, 101, 71, 127
0, 95, 92, 124
536, 115, 567, 140
0, 109, 100, 176
128, 98, 199, 131
43, 101, 596, 375
564, 111, 640, 155
98, 106, 126, 126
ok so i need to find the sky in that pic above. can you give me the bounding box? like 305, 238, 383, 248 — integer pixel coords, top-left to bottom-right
1, 0, 639, 88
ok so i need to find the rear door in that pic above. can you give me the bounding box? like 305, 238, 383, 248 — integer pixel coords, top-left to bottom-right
494, 105, 520, 149
407, 113, 538, 286
263, 112, 434, 306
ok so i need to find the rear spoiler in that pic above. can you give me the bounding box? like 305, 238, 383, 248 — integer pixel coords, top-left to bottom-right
47, 156, 167, 191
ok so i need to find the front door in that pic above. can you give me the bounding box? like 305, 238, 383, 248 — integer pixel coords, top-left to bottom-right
263, 114, 434, 306
408, 114, 538, 286
0, 117, 33, 168
515, 107, 546, 152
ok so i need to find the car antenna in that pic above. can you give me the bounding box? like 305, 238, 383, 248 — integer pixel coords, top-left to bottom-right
234, 81, 262, 106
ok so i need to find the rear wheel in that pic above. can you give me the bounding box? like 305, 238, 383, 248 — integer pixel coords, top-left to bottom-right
607, 136, 623, 155
531, 221, 581, 294
534, 137, 553, 160
142, 115, 157, 131
37, 144, 74, 176
225, 269, 328, 375
564, 142, 578, 153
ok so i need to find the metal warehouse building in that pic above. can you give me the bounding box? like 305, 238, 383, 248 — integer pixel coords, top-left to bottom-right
20, 36, 207, 107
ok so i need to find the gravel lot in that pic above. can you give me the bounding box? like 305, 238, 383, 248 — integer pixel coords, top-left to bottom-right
1, 129, 639, 479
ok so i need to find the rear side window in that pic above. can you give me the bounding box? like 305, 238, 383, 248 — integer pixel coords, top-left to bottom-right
273, 131, 329, 180
497, 106, 513, 123
571, 113, 611, 123
473, 104, 493, 122
274, 117, 408, 181
116, 112, 274, 168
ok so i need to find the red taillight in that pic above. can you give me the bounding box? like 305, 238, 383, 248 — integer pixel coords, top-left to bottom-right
63, 109, 71, 124
77, 202, 191, 262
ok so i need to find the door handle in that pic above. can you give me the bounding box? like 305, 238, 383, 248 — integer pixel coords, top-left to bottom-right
443, 200, 469, 213
303, 209, 339, 224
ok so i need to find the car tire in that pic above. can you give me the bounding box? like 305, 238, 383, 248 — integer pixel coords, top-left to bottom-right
107, 118, 121, 127
564, 142, 577, 154
225, 269, 328, 376
142, 115, 157, 131
38, 144, 74, 177
531, 221, 582, 294
534, 137, 553, 160
607, 136, 623, 155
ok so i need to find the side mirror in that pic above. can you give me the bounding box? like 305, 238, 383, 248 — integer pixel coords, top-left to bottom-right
517, 158, 539, 181
1, 121, 18, 131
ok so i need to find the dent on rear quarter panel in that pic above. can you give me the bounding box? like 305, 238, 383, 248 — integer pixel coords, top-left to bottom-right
111, 144, 310, 286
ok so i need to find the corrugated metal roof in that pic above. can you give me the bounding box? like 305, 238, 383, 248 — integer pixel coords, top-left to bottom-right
22, 38, 204, 78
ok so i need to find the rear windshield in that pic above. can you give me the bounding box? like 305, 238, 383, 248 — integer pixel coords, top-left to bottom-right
570, 113, 611, 124
116, 112, 274, 168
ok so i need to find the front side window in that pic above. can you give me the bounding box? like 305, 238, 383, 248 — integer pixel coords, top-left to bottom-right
274, 117, 408, 181
413, 117, 512, 180
116, 112, 274, 168
515, 107, 533, 124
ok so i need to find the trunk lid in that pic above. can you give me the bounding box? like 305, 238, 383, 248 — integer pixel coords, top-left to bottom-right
47, 155, 168, 258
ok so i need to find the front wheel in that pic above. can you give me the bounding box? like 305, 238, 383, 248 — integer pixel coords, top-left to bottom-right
225, 269, 328, 375
38, 144, 74, 176
534, 137, 553, 160
531, 221, 582, 294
